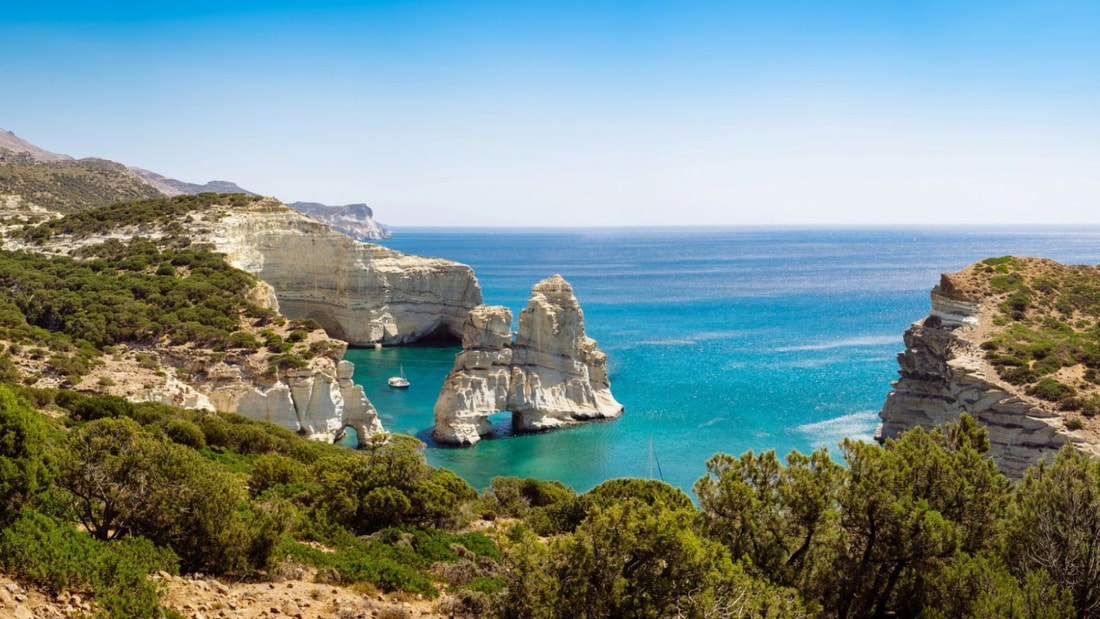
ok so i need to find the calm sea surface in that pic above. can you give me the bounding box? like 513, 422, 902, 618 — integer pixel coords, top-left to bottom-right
342, 227, 1100, 494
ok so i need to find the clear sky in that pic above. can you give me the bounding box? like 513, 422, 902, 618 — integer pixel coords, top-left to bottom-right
2, 1, 1098, 227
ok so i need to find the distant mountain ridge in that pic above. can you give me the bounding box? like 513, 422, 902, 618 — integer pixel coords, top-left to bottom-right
0, 127, 390, 238
131, 167, 256, 197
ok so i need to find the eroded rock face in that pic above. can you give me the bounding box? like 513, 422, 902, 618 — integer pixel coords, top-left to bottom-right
185, 354, 382, 446
433, 275, 624, 446
205, 199, 482, 346
877, 282, 1084, 478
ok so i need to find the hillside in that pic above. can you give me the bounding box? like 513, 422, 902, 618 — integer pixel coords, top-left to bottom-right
131, 166, 257, 197
0, 127, 391, 239
0, 194, 324, 387
932, 256, 1100, 426
0, 150, 163, 214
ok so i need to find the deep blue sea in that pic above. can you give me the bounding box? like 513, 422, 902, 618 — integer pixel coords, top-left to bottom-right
343, 227, 1100, 494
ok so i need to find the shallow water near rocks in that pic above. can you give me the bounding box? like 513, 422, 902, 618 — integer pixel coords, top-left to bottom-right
342, 226, 1100, 494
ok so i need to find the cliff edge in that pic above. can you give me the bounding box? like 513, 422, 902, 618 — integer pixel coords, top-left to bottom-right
208, 198, 481, 346
433, 275, 623, 446
878, 256, 1100, 477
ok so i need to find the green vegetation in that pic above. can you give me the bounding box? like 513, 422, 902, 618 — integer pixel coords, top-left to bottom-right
0, 153, 163, 213
4, 375, 1100, 617
0, 236, 272, 384
973, 258, 1100, 410
17, 192, 261, 242
0, 211, 1097, 618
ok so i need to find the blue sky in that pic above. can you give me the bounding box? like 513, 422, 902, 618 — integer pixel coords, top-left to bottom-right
2, 1, 1097, 226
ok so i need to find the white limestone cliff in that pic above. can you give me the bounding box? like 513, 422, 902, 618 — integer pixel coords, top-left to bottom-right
433, 275, 624, 446
877, 277, 1092, 478
202, 198, 482, 346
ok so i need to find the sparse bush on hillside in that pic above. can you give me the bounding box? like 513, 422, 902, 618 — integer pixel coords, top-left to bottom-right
979, 259, 1100, 410
0, 155, 163, 212
16, 192, 261, 240
0, 239, 266, 384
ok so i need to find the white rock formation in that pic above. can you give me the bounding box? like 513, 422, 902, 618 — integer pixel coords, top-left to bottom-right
203, 198, 482, 345
433, 275, 624, 446
877, 279, 1089, 478
200, 356, 384, 445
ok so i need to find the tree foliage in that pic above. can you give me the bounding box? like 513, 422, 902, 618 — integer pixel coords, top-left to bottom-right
56, 416, 279, 573
1010, 447, 1100, 616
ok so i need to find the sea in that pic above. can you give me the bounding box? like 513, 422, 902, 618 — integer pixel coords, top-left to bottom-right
342, 226, 1100, 495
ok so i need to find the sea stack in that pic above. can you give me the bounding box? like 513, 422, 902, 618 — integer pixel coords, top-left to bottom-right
433, 275, 624, 446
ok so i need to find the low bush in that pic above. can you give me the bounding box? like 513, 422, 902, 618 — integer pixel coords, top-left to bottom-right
0, 509, 177, 617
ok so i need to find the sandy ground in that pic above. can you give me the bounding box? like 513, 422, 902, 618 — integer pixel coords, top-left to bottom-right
0, 571, 449, 619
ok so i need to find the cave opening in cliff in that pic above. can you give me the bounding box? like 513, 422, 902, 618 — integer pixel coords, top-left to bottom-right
407, 324, 461, 347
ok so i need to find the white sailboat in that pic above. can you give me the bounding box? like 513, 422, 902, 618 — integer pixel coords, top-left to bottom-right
388, 365, 410, 388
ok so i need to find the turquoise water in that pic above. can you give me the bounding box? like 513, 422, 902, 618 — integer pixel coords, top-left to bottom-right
344, 227, 1100, 493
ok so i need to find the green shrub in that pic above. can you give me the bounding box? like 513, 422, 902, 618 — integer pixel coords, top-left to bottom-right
466, 575, 505, 595
71, 394, 135, 421
1026, 378, 1077, 403
164, 419, 206, 449
250, 453, 311, 497
269, 353, 308, 371
0, 385, 51, 523
198, 413, 233, 448
278, 526, 493, 599
229, 330, 261, 350
0, 509, 177, 616
483, 476, 576, 519
286, 329, 310, 343
129, 401, 178, 426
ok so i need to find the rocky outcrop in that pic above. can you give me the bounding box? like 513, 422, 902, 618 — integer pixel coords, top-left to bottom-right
433, 275, 624, 446
110, 330, 385, 446
432, 305, 516, 444
203, 198, 482, 345
877, 274, 1091, 478
214, 358, 384, 445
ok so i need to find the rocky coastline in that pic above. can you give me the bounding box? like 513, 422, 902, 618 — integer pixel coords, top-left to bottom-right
877, 260, 1100, 477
